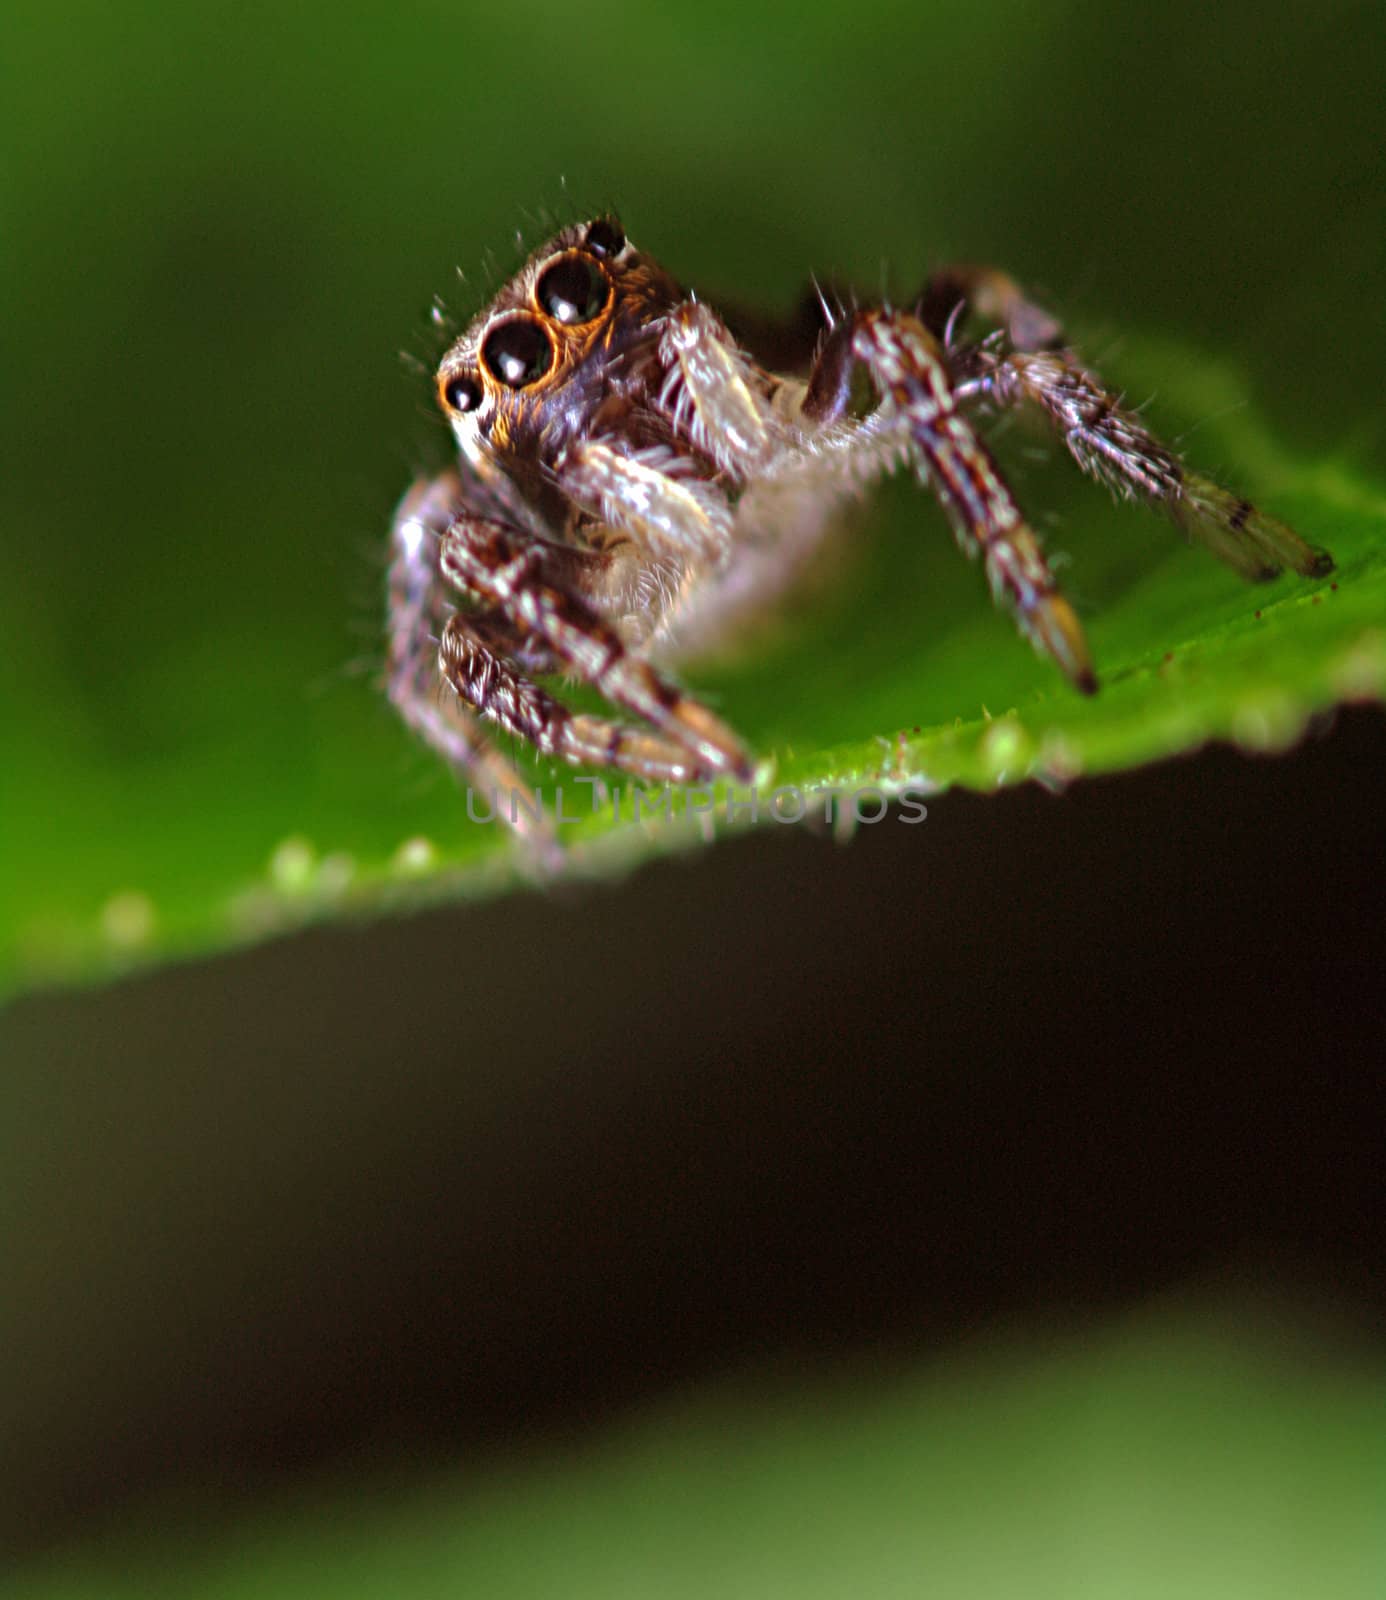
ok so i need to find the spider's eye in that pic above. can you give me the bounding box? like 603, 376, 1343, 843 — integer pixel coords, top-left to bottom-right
537, 254, 610, 325
481, 317, 554, 388
442, 373, 482, 414
584, 218, 626, 258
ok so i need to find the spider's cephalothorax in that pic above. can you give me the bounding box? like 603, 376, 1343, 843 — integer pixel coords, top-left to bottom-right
388, 212, 1333, 861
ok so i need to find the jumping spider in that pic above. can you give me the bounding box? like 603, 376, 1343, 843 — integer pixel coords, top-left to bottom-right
388, 213, 1331, 858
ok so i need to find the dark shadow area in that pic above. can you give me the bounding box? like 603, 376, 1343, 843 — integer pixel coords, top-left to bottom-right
4, 709, 1384, 1556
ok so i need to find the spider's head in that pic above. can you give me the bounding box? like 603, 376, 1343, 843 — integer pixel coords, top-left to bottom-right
435, 214, 683, 470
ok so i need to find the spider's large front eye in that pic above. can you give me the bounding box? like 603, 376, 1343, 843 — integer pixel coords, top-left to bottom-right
442, 373, 482, 414
537, 254, 610, 325
481, 317, 554, 388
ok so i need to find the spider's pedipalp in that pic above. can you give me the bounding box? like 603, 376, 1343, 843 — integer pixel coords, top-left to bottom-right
560, 440, 732, 567
658, 302, 783, 474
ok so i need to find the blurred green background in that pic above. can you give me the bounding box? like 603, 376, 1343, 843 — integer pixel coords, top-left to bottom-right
3, 0, 1385, 1594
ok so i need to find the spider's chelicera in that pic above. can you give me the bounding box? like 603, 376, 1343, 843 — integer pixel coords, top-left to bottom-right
388, 213, 1332, 859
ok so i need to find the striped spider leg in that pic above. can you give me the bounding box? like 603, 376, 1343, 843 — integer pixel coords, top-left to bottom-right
722, 263, 1331, 685
914, 268, 1334, 584
387, 462, 753, 868
795, 306, 1100, 689
388, 214, 1332, 862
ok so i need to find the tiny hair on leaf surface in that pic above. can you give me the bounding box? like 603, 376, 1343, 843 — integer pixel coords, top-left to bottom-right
2, 331, 1383, 997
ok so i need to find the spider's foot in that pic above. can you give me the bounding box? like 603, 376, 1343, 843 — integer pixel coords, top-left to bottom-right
1181, 475, 1334, 582
497, 791, 569, 882
1027, 591, 1098, 695
669, 699, 757, 786
563, 717, 718, 786
516, 831, 570, 883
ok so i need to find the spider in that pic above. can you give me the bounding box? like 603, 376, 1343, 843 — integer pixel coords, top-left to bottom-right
387, 213, 1332, 860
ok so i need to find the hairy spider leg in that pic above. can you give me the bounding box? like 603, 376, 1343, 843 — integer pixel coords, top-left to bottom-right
394, 466, 753, 798
387, 474, 563, 868
804, 308, 1098, 692
727, 258, 1329, 586
960, 349, 1333, 581
438, 509, 754, 782
439, 609, 712, 784
918, 264, 1333, 581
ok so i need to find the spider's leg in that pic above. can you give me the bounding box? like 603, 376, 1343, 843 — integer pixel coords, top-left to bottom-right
440, 610, 715, 784
387, 472, 562, 868
963, 349, 1333, 581
805, 308, 1097, 692
439, 511, 755, 782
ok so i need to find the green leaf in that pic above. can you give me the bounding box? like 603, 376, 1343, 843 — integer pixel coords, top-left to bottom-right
5, 0, 1386, 998
4, 4, 1384, 1593
3, 332, 1382, 996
